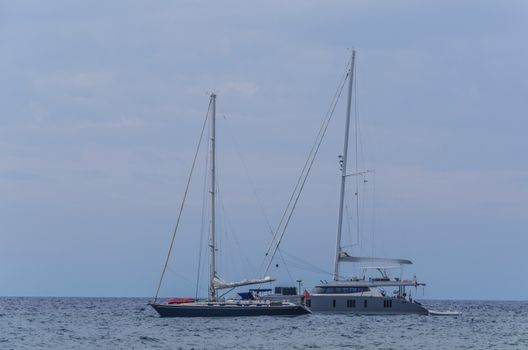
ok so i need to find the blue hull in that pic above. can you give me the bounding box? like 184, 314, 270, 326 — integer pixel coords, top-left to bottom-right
150, 303, 311, 317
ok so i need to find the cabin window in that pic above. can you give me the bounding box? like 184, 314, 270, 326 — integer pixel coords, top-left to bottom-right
314, 287, 324, 293
347, 300, 355, 308
332, 300, 336, 308
364, 299, 368, 308
383, 299, 393, 308
315, 286, 370, 294
306, 299, 311, 307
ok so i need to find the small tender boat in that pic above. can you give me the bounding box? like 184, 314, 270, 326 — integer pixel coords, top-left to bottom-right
428, 310, 462, 316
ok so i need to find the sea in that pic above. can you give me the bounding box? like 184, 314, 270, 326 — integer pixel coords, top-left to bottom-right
0, 298, 526, 349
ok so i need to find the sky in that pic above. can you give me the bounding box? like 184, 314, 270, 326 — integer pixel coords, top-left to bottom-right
1, 0, 527, 300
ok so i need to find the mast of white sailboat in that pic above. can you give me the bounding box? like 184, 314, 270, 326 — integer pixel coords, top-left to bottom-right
209, 93, 218, 301
333, 50, 356, 281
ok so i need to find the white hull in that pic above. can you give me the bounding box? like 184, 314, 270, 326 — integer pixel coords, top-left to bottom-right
307, 294, 429, 315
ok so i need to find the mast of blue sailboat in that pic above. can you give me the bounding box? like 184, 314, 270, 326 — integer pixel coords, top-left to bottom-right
209, 93, 218, 301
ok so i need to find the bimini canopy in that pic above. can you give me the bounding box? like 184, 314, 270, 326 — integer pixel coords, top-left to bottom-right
213, 276, 275, 290
338, 251, 412, 265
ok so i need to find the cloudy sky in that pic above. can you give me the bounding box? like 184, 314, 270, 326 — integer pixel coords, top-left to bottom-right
1, 0, 527, 300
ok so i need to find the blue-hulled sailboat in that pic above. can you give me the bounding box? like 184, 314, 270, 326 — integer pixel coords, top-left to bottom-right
149, 94, 310, 317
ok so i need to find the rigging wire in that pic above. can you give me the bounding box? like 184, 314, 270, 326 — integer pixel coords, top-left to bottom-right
352, 57, 361, 251
222, 115, 275, 233
216, 185, 255, 278
345, 56, 378, 264
222, 115, 295, 285
154, 99, 212, 302
355, 62, 366, 175
195, 128, 211, 299
213, 134, 238, 285
222, 201, 254, 271
371, 171, 377, 260
280, 251, 335, 277
350, 66, 378, 259
281, 253, 349, 280
260, 56, 352, 276
344, 199, 356, 247
361, 175, 368, 253
354, 63, 370, 252
166, 266, 201, 289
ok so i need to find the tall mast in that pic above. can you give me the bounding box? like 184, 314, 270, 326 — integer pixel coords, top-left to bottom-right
209, 93, 217, 301
333, 50, 356, 281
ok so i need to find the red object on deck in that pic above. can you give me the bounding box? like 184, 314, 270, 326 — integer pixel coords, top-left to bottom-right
167, 298, 195, 304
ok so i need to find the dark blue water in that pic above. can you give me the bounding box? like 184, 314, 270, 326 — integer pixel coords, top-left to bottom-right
0, 298, 526, 349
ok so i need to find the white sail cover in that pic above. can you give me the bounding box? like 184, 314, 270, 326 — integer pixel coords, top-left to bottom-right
213, 276, 275, 290
338, 252, 412, 265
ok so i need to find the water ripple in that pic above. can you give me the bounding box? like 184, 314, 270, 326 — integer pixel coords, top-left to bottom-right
0, 298, 527, 349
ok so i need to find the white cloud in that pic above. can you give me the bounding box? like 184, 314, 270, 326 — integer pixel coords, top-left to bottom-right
220, 81, 259, 96
32, 71, 115, 90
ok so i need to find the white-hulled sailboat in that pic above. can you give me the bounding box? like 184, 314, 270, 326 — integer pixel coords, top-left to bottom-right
305, 51, 430, 315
